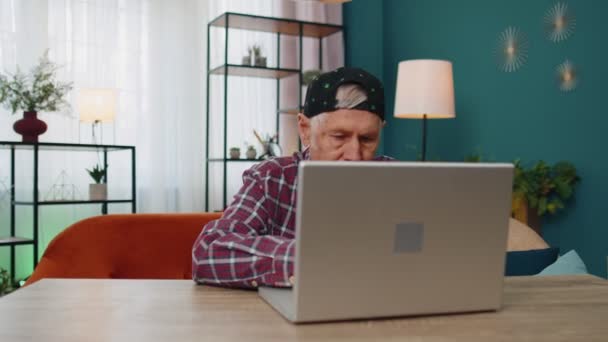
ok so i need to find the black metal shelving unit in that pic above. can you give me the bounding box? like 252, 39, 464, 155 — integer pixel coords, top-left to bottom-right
205, 12, 344, 211
0, 141, 136, 278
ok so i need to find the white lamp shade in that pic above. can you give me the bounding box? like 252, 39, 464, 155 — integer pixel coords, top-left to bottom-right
393, 60, 455, 119
78, 88, 117, 123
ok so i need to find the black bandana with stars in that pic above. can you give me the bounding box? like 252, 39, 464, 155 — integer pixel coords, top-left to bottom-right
303, 67, 385, 120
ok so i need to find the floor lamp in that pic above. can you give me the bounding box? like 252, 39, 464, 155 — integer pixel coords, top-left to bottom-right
393, 60, 455, 161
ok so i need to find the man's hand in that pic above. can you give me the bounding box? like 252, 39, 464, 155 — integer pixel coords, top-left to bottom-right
289, 275, 295, 286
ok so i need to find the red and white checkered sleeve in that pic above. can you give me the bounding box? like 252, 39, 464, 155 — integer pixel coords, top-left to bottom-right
192, 168, 294, 289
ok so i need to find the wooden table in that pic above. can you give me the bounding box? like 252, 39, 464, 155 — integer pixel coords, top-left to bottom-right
0, 275, 607, 341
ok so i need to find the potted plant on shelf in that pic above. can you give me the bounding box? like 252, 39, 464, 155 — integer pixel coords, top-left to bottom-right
87, 164, 107, 200
0, 50, 73, 142
242, 47, 252, 66
511, 160, 580, 235
229, 147, 241, 159
302, 69, 322, 86
252, 45, 266, 67
246, 145, 257, 160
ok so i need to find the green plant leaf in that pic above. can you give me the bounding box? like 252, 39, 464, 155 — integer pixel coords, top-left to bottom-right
554, 178, 573, 199
528, 195, 539, 209
86, 164, 107, 184
538, 197, 548, 216
0, 48, 72, 114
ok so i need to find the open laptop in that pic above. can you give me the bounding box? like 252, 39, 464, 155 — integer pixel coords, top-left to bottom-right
259, 161, 514, 323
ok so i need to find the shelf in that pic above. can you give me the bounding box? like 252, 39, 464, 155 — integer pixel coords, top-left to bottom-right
13, 199, 134, 206
0, 141, 134, 152
207, 158, 264, 163
0, 236, 34, 246
210, 64, 299, 79
277, 107, 301, 115
209, 12, 343, 38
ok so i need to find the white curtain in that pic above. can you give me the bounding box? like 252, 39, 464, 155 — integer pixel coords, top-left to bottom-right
0, 0, 208, 213
206, 0, 342, 211
0, 0, 208, 279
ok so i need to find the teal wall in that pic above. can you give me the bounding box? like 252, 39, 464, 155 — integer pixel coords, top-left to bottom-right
344, 0, 385, 154
345, 0, 608, 277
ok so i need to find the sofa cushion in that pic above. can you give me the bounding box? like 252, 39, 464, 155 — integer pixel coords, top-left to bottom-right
538, 250, 588, 276
505, 248, 560, 276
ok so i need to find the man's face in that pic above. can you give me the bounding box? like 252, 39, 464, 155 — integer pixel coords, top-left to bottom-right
297, 109, 383, 161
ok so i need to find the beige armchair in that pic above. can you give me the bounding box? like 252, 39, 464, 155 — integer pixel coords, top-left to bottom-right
507, 218, 549, 251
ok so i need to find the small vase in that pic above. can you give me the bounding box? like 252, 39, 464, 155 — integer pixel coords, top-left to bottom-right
229, 149, 241, 159
246, 147, 257, 160
89, 183, 107, 201
254, 56, 267, 67
242, 56, 251, 66
13, 111, 47, 143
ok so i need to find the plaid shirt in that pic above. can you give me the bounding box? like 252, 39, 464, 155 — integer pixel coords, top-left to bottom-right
192, 149, 394, 289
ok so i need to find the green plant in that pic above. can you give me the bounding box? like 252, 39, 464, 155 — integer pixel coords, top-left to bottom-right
86, 164, 107, 184
464, 150, 485, 162
251, 44, 262, 57
0, 50, 73, 114
513, 160, 580, 216
0, 267, 14, 296
302, 69, 322, 86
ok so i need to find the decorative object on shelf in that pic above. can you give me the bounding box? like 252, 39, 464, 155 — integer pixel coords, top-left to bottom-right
393, 60, 455, 161
44, 170, 81, 201
495, 26, 529, 73
252, 44, 267, 67
556, 59, 578, 92
0, 50, 73, 142
302, 69, 322, 86
253, 129, 282, 159
245, 145, 257, 160
242, 46, 252, 66
78, 88, 118, 144
229, 147, 241, 159
12, 112, 47, 143
512, 160, 580, 235
87, 164, 107, 200
544, 2, 576, 43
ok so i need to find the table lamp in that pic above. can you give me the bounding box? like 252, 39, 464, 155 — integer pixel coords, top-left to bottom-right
393, 60, 455, 161
78, 88, 117, 145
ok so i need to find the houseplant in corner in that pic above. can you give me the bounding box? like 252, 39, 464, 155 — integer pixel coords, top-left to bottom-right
87, 164, 107, 200
0, 267, 14, 297
512, 160, 580, 234
0, 50, 73, 142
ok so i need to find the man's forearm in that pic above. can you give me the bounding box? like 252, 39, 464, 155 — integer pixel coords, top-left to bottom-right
192, 230, 295, 288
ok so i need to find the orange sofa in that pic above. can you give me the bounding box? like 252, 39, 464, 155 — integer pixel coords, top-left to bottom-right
25, 213, 221, 286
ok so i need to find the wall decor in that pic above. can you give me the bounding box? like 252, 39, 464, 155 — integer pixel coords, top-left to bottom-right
556, 59, 578, 92
544, 2, 576, 43
496, 26, 529, 72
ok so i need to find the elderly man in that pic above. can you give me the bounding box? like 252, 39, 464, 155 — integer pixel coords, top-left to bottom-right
192, 67, 393, 288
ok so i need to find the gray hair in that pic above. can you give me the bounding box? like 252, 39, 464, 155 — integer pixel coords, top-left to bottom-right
335, 83, 367, 109
308, 83, 371, 131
